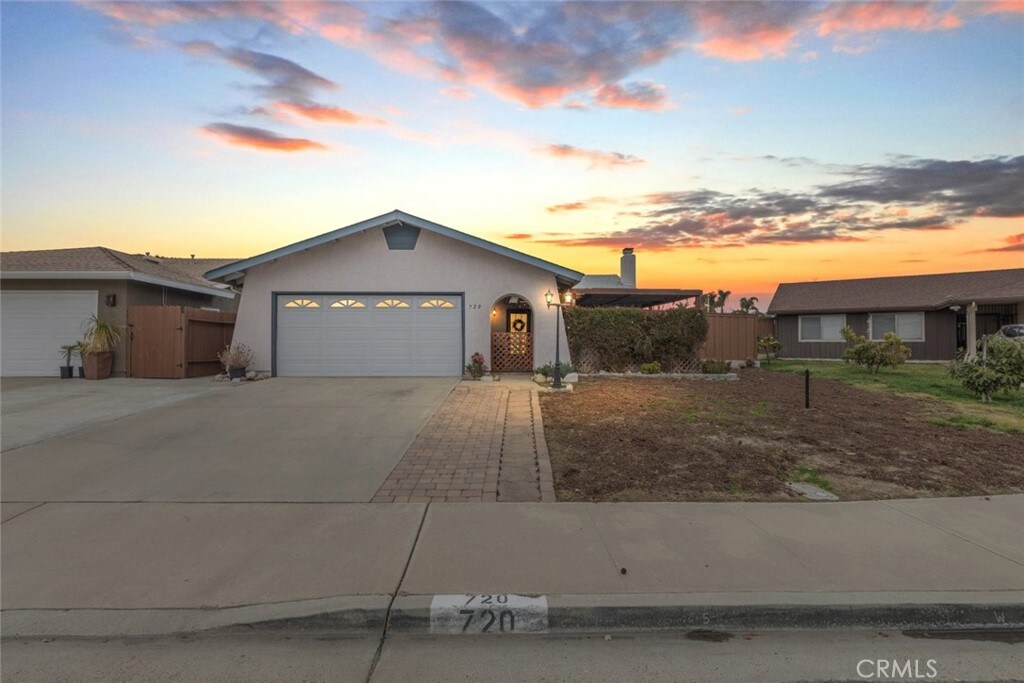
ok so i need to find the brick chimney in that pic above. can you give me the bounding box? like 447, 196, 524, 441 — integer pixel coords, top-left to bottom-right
620, 248, 636, 287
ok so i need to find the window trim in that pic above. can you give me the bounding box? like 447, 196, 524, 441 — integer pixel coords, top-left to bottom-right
798, 314, 847, 342
420, 298, 455, 309
869, 311, 925, 342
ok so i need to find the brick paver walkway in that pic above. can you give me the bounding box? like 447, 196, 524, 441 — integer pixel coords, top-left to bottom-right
372, 384, 552, 503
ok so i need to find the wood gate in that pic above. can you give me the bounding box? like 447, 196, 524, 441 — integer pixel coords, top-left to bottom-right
491, 332, 534, 372
127, 306, 236, 379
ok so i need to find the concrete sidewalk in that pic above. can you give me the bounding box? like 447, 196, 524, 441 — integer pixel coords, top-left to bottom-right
2, 496, 1023, 637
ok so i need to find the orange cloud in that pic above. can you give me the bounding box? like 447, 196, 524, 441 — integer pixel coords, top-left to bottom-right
816, 3, 962, 36
274, 102, 386, 126
984, 233, 1024, 251
202, 123, 326, 152
538, 144, 645, 169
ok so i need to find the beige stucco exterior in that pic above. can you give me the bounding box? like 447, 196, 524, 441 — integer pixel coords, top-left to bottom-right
230, 226, 572, 375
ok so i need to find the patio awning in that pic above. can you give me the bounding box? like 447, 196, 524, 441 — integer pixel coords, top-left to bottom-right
573, 288, 702, 308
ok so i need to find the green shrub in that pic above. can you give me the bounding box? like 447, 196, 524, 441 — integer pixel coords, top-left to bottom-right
639, 361, 662, 374
700, 359, 732, 374
840, 327, 911, 373
534, 362, 575, 378
756, 335, 781, 365
949, 336, 1024, 403
562, 306, 708, 372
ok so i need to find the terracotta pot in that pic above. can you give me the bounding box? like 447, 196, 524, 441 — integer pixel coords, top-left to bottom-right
83, 351, 113, 380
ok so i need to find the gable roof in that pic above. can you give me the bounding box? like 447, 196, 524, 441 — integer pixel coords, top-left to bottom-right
768, 268, 1024, 315
204, 210, 584, 287
1, 247, 237, 299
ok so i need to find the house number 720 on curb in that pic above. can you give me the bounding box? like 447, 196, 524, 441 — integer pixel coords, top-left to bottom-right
429, 593, 549, 634
460, 595, 515, 632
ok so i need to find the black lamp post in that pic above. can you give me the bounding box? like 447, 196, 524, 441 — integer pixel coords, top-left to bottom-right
545, 289, 574, 389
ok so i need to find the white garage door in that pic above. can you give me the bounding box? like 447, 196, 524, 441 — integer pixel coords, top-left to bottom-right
275, 294, 463, 377
1, 290, 98, 377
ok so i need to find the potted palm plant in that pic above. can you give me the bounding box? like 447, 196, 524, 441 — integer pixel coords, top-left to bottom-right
59, 342, 82, 379
81, 314, 123, 380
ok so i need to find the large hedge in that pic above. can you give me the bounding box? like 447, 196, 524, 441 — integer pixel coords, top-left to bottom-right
562, 306, 708, 372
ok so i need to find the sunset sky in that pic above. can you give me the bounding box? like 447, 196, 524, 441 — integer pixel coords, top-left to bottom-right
2, 1, 1022, 307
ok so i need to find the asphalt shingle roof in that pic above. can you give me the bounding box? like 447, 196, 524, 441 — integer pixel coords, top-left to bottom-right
768, 268, 1024, 314
1, 247, 238, 291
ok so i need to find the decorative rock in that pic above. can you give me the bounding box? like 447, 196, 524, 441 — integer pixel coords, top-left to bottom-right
785, 482, 839, 501
230, 378, 242, 384
533, 373, 546, 384
480, 375, 494, 382
563, 372, 579, 383
246, 371, 257, 380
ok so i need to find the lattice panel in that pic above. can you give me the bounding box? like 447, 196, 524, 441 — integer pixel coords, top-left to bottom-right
491, 332, 534, 372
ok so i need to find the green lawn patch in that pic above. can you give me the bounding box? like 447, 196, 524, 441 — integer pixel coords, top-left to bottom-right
767, 360, 1024, 433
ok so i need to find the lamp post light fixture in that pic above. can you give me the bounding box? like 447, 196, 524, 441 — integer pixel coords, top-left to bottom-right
544, 289, 574, 389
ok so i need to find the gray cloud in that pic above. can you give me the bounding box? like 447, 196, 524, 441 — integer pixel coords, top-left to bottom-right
541, 155, 1023, 248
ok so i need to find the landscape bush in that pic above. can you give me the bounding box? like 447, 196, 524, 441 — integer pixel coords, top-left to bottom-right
700, 359, 732, 374
562, 306, 708, 372
639, 361, 662, 374
840, 327, 911, 373
949, 336, 1024, 403
535, 362, 575, 378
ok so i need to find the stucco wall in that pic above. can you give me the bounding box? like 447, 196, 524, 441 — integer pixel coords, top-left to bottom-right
229, 226, 572, 374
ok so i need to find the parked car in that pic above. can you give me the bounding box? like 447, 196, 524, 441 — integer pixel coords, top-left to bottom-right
996, 323, 1024, 341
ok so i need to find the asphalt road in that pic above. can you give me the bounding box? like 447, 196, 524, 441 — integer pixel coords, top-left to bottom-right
4, 629, 1022, 682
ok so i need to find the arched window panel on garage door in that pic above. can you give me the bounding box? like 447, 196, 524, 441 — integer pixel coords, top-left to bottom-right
375, 298, 410, 308
283, 297, 320, 308
330, 298, 366, 309
420, 298, 455, 309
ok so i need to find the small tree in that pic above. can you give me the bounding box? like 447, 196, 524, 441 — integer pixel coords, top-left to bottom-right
756, 335, 781, 365
949, 336, 1024, 403
738, 296, 760, 315
841, 326, 911, 373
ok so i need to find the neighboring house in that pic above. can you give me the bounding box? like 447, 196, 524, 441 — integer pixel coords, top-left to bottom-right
0, 247, 237, 377
767, 269, 1024, 361
572, 248, 702, 308
205, 210, 583, 377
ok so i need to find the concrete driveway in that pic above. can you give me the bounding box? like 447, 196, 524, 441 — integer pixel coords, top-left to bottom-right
2, 378, 457, 503
1, 377, 228, 452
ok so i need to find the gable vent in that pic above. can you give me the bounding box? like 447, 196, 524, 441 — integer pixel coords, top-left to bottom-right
383, 224, 421, 250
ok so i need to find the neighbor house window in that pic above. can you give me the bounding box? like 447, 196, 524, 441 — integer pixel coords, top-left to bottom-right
330, 298, 365, 308
375, 298, 410, 308
799, 314, 845, 342
420, 298, 455, 308
870, 312, 924, 341
284, 298, 319, 308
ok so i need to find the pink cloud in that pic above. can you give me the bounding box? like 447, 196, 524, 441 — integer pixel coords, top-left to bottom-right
440, 87, 475, 101
273, 101, 385, 126
201, 123, 326, 152
815, 3, 963, 36
538, 144, 645, 170
593, 81, 670, 111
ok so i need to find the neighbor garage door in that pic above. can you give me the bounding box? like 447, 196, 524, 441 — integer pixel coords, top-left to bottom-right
1, 290, 98, 376
275, 294, 462, 376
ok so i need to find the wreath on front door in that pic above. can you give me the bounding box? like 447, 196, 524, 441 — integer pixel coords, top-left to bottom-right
512, 318, 527, 332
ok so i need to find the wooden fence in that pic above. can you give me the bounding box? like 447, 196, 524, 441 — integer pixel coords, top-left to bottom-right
127, 306, 236, 379
702, 314, 775, 361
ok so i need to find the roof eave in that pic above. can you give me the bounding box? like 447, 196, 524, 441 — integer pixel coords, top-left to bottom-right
1, 270, 235, 299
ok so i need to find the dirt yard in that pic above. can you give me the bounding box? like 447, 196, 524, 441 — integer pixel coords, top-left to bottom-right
539, 371, 1024, 502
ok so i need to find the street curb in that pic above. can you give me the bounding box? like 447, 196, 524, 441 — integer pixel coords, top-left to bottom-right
0, 595, 390, 638
388, 592, 1024, 634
